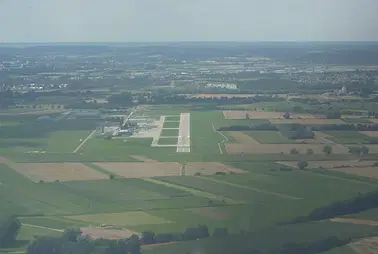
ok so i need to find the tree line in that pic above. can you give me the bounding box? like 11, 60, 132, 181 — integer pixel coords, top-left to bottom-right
288, 190, 378, 224
26, 224, 220, 254
0, 217, 21, 248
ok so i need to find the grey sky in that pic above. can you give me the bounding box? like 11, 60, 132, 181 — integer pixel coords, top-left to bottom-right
0, 0, 377, 42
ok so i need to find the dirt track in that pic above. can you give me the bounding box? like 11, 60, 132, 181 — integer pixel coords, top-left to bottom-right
185, 162, 247, 175
330, 218, 378, 226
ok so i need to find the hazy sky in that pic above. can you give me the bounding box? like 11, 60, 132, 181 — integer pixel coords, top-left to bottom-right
1, 0, 377, 42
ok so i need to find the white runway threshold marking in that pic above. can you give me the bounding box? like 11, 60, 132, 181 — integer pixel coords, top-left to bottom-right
177, 113, 191, 153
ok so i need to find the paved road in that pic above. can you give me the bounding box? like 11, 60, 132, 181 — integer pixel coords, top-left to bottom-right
177, 113, 190, 153
73, 127, 98, 153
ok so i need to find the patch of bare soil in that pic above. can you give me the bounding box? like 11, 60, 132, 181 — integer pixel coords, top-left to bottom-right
330, 218, 378, 226
81, 227, 139, 240
223, 111, 247, 119
360, 131, 378, 137
94, 162, 182, 178
350, 236, 378, 254
187, 207, 231, 220
185, 162, 247, 175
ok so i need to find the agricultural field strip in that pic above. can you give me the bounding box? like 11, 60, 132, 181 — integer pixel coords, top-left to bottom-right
330, 218, 378, 226
143, 178, 242, 204
73, 127, 99, 153
21, 223, 64, 232
197, 176, 302, 200
296, 168, 378, 187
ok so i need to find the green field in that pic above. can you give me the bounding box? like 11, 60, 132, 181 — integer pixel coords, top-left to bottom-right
165, 116, 181, 121
158, 137, 178, 145
160, 128, 179, 137
325, 131, 373, 144
342, 117, 373, 124
244, 131, 299, 144
344, 207, 378, 221
162, 121, 180, 128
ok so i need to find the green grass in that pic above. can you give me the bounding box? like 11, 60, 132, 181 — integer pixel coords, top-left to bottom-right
158, 137, 178, 145
342, 118, 373, 124
165, 116, 181, 121
325, 131, 373, 144
244, 131, 298, 144
0, 121, 20, 127
162, 121, 180, 128
0, 163, 215, 218
160, 129, 179, 137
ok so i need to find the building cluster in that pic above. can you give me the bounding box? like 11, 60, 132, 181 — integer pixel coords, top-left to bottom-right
205, 83, 238, 90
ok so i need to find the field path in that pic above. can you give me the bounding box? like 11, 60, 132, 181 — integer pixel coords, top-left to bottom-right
330, 218, 378, 226
212, 124, 228, 154
73, 127, 99, 153
143, 178, 242, 204
22, 223, 64, 232
197, 176, 302, 200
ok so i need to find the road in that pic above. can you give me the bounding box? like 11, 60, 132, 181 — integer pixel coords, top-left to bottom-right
177, 113, 190, 153
73, 127, 99, 153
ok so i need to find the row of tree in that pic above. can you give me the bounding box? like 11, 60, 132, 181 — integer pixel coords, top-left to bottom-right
0, 217, 21, 248
27, 224, 219, 254
313, 123, 378, 131
278, 124, 314, 140
289, 190, 378, 224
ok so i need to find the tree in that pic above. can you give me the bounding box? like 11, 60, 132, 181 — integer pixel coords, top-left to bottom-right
323, 145, 333, 155
283, 112, 291, 119
307, 148, 314, 155
213, 228, 229, 237
290, 148, 299, 154
297, 161, 309, 170
349, 146, 362, 155
63, 228, 82, 242
141, 231, 155, 245
0, 218, 21, 248
361, 146, 369, 155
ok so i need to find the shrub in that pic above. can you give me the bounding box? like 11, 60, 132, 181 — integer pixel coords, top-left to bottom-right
290, 148, 299, 154
215, 172, 226, 175
298, 161, 309, 170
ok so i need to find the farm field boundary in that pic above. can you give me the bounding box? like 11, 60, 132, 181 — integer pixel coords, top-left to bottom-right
143, 178, 242, 204
198, 176, 302, 200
